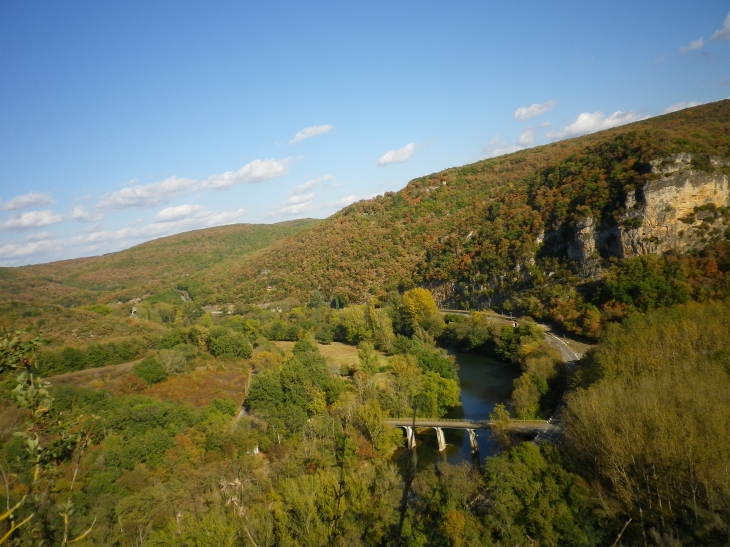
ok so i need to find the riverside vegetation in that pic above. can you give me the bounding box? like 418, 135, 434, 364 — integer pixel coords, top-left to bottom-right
1, 101, 730, 545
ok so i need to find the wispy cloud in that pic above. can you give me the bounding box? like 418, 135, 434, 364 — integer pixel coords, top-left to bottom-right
661, 101, 700, 115
26, 231, 54, 241
679, 37, 705, 53
0, 191, 55, 211
97, 176, 197, 209
712, 12, 730, 41
323, 195, 361, 208
514, 100, 556, 121
290, 174, 334, 195
285, 193, 315, 206
0, 210, 63, 230
547, 110, 645, 140
0, 239, 60, 261
70, 205, 104, 222
264, 193, 366, 219
289, 125, 334, 145
154, 204, 207, 222
97, 158, 290, 210
74, 207, 248, 246
517, 128, 535, 147
202, 158, 291, 189
482, 136, 523, 159
377, 143, 418, 166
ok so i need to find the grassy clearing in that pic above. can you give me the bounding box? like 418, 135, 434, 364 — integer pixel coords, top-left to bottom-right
273, 341, 389, 372
47, 359, 141, 390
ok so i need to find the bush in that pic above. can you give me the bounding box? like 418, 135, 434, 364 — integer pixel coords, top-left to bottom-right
208, 332, 252, 359
133, 357, 167, 384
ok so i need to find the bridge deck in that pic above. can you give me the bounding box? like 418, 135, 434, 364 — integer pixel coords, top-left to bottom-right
385, 418, 550, 432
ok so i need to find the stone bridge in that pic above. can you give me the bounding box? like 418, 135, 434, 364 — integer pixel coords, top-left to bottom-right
385, 418, 550, 452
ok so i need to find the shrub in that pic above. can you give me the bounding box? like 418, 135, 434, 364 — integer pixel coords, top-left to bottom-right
133, 357, 167, 384
208, 332, 252, 359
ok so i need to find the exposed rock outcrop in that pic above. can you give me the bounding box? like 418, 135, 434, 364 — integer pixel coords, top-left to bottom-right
619, 153, 729, 257
559, 153, 729, 272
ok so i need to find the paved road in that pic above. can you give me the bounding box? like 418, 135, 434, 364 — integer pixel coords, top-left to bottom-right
532, 329, 582, 444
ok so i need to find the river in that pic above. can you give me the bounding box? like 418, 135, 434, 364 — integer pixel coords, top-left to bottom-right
397, 350, 522, 468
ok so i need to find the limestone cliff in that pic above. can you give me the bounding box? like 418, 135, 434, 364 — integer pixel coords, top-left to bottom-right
561, 153, 729, 272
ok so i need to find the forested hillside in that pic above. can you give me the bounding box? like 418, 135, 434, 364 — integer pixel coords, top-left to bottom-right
194, 100, 730, 337
0, 220, 317, 346
1, 219, 317, 306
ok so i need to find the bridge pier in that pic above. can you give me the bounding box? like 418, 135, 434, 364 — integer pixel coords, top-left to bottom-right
435, 427, 446, 452
467, 429, 478, 454
401, 426, 417, 449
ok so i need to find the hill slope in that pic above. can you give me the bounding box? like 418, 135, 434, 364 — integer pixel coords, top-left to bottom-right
1, 219, 318, 305
0, 219, 318, 342
194, 101, 730, 334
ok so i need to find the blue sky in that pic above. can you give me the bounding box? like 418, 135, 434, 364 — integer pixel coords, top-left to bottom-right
1, 1, 729, 266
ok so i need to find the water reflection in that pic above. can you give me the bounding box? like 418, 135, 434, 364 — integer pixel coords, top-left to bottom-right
394, 351, 521, 469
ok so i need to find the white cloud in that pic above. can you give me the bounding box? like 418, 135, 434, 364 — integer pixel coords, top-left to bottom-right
74, 207, 248, 246
264, 191, 368, 219
0, 239, 61, 261
26, 231, 54, 241
268, 201, 315, 217
97, 176, 197, 209
661, 101, 700, 114
290, 174, 334, 195
547, 110, 645, 140
286, 193, 315, 205
0, 191, 55, 211
679, 37, 705, 53
202, 158, 291, 189
70, 205, 104, 222
289, 125, 334, 145
517, 128, 535, 147
0, 210, 63, 230
377, 143, 417, 166
514, 100, 557, 121
97, 158, 290, 210
154, 204, 206, 223
323, 195, 361, 208
712, 12, 730, 40
482, 135, 523, 159
205, 209, 247, 225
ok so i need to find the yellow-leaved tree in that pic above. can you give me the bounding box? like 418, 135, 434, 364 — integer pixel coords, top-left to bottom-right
401, 288, 444, 336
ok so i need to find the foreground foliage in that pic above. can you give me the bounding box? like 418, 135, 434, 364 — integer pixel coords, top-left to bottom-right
567, 300, 730, 545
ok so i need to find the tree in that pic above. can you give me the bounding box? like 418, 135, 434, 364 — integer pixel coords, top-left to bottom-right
488, 403, 512, 449
357, 341, 380, 376
402, 288, 444, 336
208, 331, 252, 359
307, 290, 326, 308
367, 304, 395, 352
331, 293, 348, 310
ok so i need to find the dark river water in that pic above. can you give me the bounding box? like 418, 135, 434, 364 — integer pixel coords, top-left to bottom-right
395, 351, 521, 468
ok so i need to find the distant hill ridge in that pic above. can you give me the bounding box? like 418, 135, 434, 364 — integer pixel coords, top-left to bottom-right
1, 219, 318, 306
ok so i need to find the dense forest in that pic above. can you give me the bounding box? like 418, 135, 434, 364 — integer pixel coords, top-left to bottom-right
1, 100, 730, 545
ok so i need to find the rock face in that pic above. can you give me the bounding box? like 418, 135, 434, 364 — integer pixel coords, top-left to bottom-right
560, 153, 730, 272
430, 153, 730, 307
